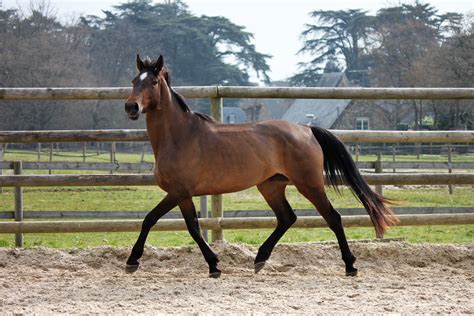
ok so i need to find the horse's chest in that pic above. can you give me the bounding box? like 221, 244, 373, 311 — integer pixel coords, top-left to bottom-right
153, 159, 193, 193
153, 165, 174, 192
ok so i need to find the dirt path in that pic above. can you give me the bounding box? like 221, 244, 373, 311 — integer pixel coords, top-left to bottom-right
0, 241, 472, 314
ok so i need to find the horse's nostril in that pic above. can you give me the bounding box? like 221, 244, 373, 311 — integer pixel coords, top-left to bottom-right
125, 102, 139, 114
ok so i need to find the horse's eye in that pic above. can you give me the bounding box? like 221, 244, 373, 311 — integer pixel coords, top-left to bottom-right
152, 80, 158, 86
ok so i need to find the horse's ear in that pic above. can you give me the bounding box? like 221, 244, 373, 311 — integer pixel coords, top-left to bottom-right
163, 70, 171, 85
153, 55, 164, 76
136, 54, 145, 72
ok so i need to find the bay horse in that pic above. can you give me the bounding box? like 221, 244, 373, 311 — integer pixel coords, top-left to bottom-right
124, 55, 398, 278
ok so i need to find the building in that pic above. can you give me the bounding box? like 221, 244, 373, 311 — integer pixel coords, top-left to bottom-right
223, 107, 247, 124
281, 73, 392, 130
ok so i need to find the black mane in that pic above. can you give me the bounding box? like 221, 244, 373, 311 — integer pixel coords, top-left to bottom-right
140, 57, 216, 122
170, 88, 191, 113
171, 89, 216, 122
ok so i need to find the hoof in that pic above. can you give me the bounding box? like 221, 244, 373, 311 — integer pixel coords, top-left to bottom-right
254, 261, 266, 274
209, 271, 221, 279
125, 263, 140, 273
346, 269, 358, 277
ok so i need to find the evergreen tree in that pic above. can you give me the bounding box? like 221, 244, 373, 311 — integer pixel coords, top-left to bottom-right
80, 0, 270, 86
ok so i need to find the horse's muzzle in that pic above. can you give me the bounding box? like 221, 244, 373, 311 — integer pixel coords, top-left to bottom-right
125, 101, 140, 120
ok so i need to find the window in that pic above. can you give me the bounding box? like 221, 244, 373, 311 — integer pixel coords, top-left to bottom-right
356, 117, 369, 130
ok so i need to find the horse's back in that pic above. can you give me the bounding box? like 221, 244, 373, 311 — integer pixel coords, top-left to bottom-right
208, 119, 322, 172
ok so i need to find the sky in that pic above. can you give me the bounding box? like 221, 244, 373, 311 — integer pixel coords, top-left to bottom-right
3, 0, 473, 82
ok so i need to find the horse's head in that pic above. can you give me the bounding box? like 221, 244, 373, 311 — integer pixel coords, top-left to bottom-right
125, 54, 164, 120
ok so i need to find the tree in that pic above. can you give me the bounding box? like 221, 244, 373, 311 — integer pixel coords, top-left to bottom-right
80, 0, 271, 86
0, 1, 93, 130
291, 9, 373, 86
369, 3, 466, 129
1, 0, 272, 130
414, 17, 474, 129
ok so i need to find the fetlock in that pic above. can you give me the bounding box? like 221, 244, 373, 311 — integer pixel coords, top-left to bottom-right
127, 248, 143, 266
255, 250, 270, 264
344, 255, 357, 276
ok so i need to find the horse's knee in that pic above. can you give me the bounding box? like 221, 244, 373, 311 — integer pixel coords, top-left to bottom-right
325, 210, 344, 231
287, 211, 297, 226
142, 213, 158, 230
278, 211, 297, 228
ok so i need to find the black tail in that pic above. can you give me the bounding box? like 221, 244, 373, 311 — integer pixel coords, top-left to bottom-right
311, 126, 398, 235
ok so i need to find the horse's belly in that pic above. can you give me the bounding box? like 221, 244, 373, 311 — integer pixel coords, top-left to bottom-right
192, 163, 273, 195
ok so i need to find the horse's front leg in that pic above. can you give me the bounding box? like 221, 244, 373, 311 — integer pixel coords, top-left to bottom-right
179, 198, 221, 278
126, 194, 178, 273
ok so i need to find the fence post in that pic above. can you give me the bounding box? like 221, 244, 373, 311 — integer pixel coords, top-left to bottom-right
139, 142, 146, 174
110, 142, 116, 174
49, 143, 53, 175
200, 195, 208, 242
0, 144, 3, 194
37, 143, 41, 162
210, 97, 224, 242
355, 144, 360, 162
448, 145, 453, 194
392, 145, 396, 173
374, 154, 385, 239
82, 142, 87, 162
13, 161, 24, 247
375, 153, 383, 196
211, 195, 223, 242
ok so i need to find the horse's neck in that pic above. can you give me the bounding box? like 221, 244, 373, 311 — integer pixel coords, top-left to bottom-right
146, 83, 190, 156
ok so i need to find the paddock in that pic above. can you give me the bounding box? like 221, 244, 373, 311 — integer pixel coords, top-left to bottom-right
0, 86, 473, 313
0, 241, 472, 314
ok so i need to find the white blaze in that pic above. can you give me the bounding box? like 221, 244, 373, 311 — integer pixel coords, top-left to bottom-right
137, 99, 144, 113
139, 72, 148, 81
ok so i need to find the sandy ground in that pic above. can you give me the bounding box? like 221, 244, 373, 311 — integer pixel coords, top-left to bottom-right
0, 241, 472, 314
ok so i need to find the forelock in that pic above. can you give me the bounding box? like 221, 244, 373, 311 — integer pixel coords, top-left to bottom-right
142, 56, 158, 71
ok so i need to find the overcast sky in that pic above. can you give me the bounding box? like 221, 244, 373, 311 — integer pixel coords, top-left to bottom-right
4, 0, 473, 82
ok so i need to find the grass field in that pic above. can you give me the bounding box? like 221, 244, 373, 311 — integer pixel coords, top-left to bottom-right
0, 148, 473, 248
4, 147, 474, 164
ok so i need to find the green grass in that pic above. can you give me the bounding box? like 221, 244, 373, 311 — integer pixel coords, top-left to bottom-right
356, 153, 474, 163
4, 149, 155, 164
0, 186, 472, 248
4, 149, 474, 165
0, 225, 472, 248
0, 186, 473, 212
0, 149, 473, 248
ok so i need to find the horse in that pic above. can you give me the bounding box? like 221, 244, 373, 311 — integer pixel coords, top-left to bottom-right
124, 54, 398, 278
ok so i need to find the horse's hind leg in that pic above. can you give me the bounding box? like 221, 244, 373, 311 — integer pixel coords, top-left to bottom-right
126, 194, 178, 273
295, 184, 357, 276
179, 199, 221, 278
254, 179, 296, 273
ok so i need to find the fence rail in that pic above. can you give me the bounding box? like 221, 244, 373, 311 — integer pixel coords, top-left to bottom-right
0, 172, 473, 187
1, 160, 473, 172
0, 161, 154, 171
1, 214, 473, 234
2, 87, 474, 100
1, 207, 472, 220
0, 129, 472, 144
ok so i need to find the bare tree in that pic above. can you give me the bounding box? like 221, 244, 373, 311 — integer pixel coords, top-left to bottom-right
1, 1, 94, 130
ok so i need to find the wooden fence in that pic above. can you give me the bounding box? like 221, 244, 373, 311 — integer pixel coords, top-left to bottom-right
1, 159, 473, 173
2, 86, 474, 100
1, 214, 474, 234
0, 129, 473, 143
1, 86, 473, 246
